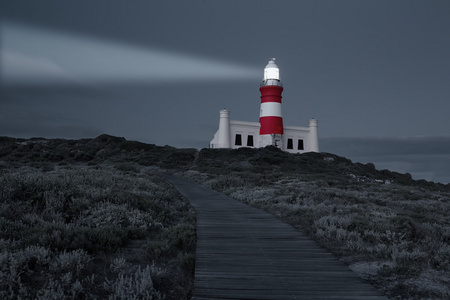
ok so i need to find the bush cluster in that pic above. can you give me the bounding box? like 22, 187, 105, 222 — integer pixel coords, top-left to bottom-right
0, 135, 198, 170
3, 136, 449, 299
181, 153, 450, 299
0, 165, 195, 299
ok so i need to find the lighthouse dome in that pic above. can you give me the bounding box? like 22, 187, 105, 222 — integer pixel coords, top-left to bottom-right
265, 58, 278, 70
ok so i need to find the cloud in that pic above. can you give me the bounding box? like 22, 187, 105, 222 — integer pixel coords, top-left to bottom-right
321, 136, 450, 184
1, 22, 260, 86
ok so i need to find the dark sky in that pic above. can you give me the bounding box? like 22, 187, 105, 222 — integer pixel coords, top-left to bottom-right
1, 0, 450, 183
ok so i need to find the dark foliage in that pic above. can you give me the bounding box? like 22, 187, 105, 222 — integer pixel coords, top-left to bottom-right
0, 135, 198, 170
1, 134, 449, 299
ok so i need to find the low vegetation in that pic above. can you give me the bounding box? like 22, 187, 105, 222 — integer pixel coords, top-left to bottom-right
180, 147, 450, 299
0, 164, 195, 299
1, 135, 449, 299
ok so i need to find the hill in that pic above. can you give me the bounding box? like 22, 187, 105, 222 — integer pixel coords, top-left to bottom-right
0, 135, 197, 299
181, 147, 450, 299
1, 135, 447, 190
1, 135, 449, 299
0, 134, 197, 169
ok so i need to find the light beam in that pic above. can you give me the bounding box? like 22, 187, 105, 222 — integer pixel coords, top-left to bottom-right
1, 22, 259, 86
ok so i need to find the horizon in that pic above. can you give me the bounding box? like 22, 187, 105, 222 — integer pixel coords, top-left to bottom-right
1, 133, 449, 185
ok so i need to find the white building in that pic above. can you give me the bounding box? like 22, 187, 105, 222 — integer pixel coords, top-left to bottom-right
210, 59, 319, 154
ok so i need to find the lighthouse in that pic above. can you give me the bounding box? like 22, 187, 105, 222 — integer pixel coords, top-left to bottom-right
210, 58, 319, 153
259, 58, 284, 148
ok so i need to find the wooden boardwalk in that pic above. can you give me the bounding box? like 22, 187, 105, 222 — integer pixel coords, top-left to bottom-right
164, 175, 389, 300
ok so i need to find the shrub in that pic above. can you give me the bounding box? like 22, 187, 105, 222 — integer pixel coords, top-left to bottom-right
104, 265, 163, 300
0, 165, 196, 299
180, 154, 450, 300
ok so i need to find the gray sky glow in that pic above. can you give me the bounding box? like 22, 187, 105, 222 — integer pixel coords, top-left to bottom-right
1, 0, 449, 183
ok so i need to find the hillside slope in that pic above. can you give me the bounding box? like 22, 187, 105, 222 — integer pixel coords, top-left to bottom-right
0, 134, 197, 169
180, 147, 450, 299
1, 135, 449, 299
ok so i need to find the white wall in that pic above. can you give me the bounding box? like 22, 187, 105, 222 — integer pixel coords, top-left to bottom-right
283, 126, 311, 154
229, 121, 260, 149
210, 113, 319, 153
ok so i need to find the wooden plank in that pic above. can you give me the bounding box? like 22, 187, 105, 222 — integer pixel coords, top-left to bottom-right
164, 175, 389, 300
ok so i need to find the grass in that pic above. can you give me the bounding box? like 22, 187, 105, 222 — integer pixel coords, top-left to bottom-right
2, 136, 450, 299
0, 164, 195, 299
180, 148, 450, 299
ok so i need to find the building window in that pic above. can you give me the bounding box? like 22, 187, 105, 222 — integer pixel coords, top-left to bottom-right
287, 138, 293, 149
247, 135, 254, 147
235, 134, 242, 146
298, 139, 304, 150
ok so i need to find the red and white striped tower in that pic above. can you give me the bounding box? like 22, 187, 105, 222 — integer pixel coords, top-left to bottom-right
259, 58, 284, 148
